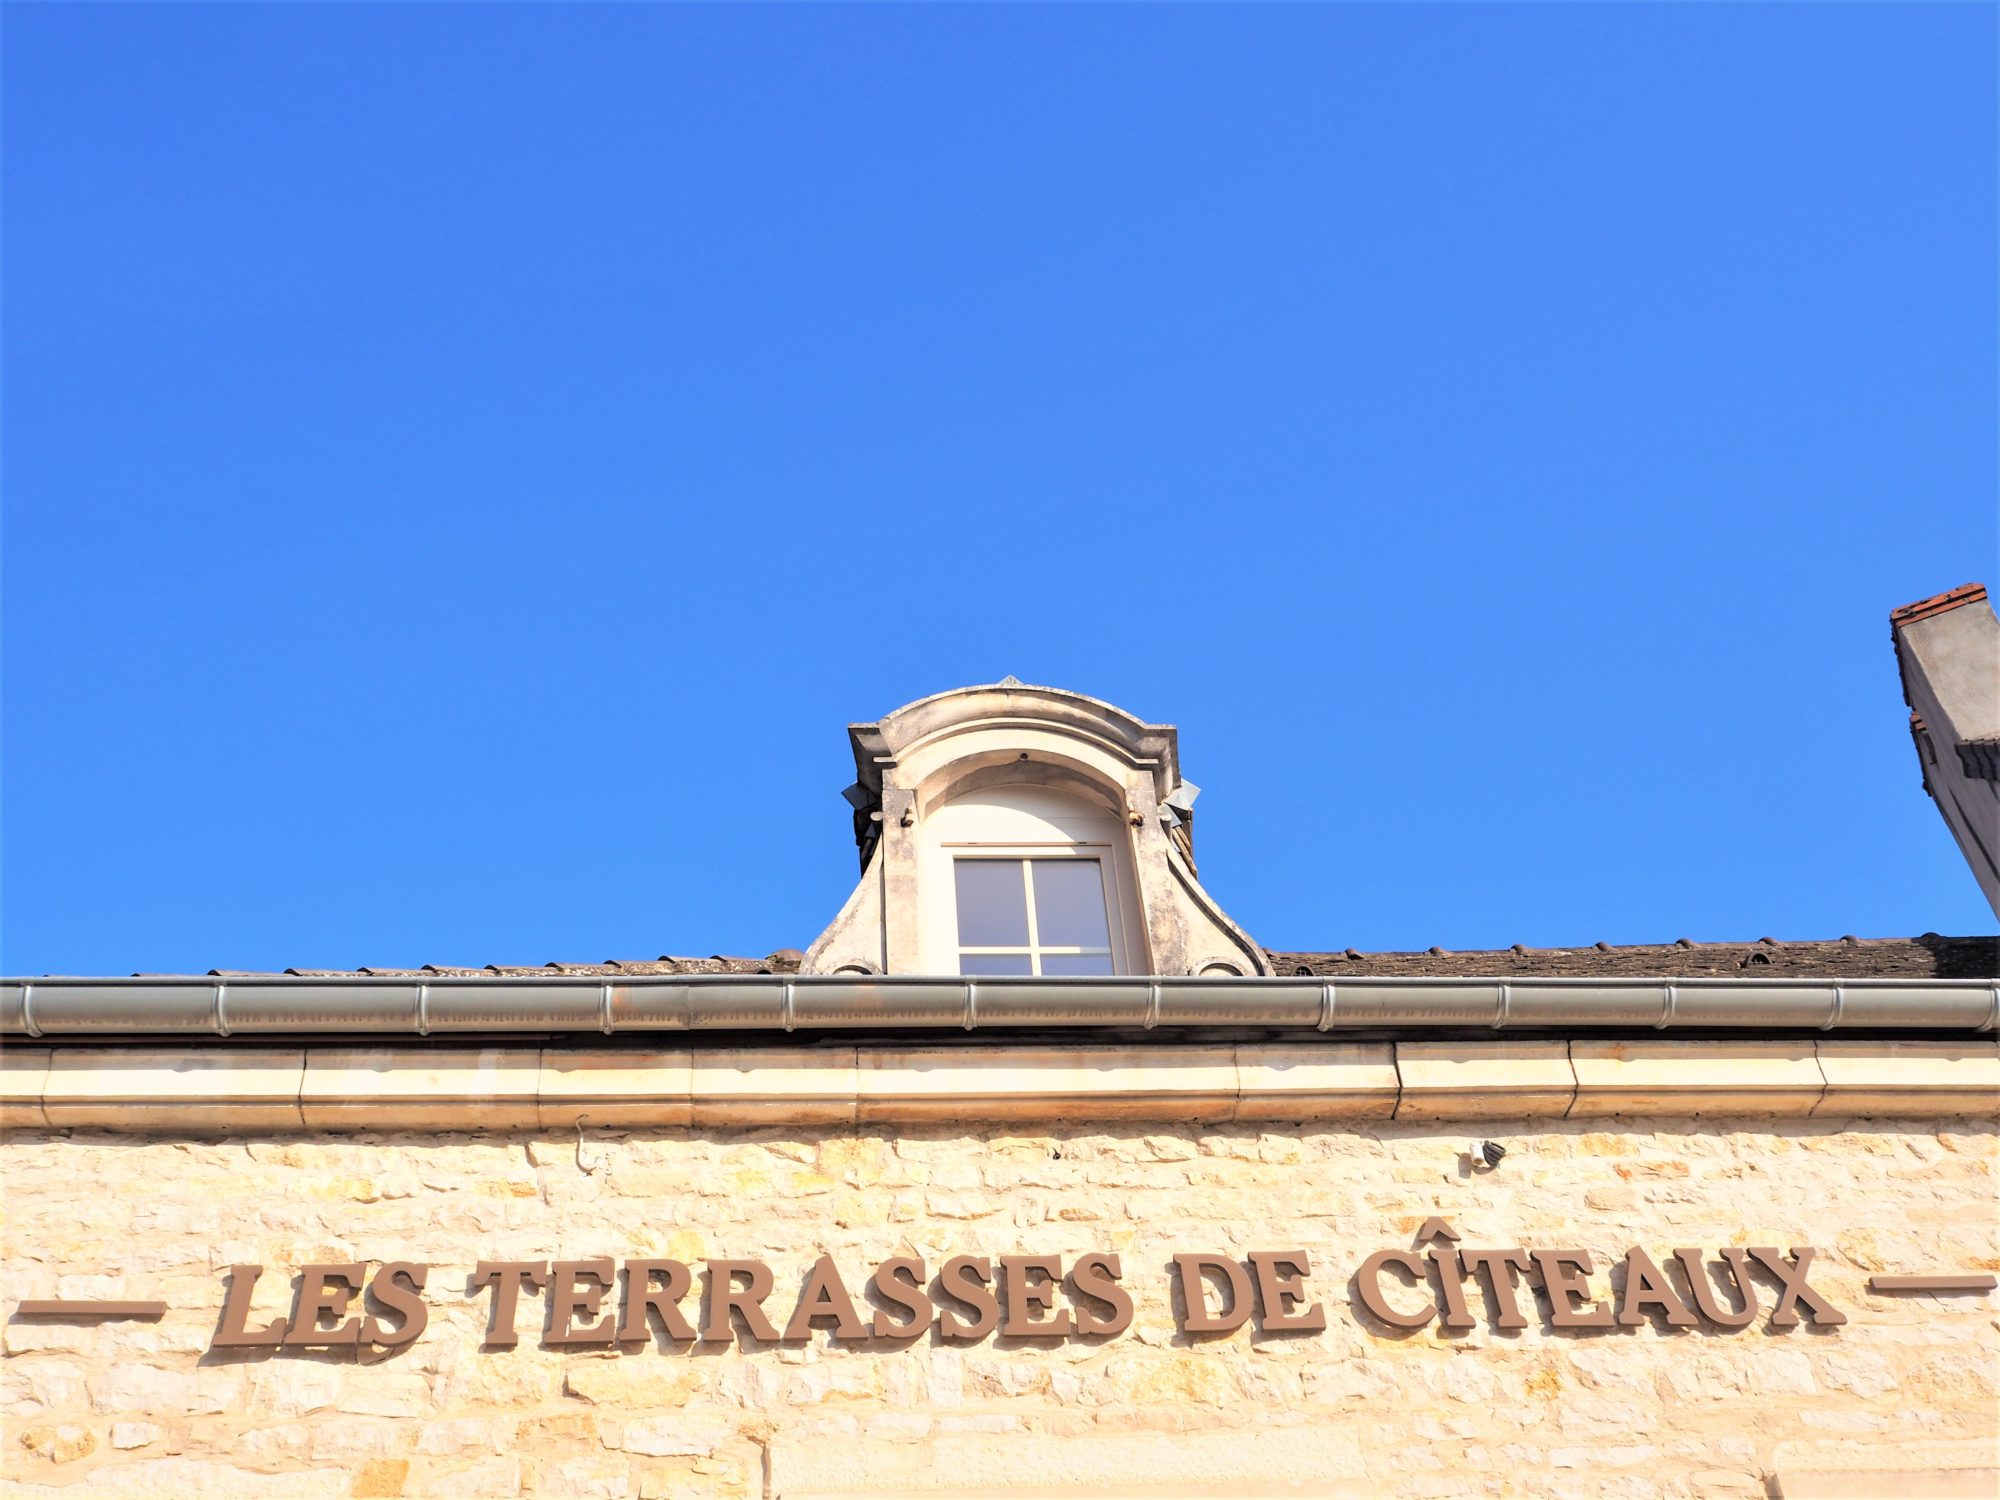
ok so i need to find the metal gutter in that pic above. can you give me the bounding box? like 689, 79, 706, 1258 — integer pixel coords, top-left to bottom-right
3, 974, 1995, 1038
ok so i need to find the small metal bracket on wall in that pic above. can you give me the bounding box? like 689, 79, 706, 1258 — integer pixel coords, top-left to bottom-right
574, 1115, 606, 1176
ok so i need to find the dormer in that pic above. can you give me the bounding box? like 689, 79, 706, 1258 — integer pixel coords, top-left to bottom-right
801, 681, 1269, 976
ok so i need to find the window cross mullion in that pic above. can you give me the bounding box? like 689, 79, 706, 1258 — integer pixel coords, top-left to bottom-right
1020, 859, 1042, 976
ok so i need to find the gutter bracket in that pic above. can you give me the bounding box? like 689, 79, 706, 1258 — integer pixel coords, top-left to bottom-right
1317, 982, 1336, 1032
20, 982, 37, 1040
214, 982, 231, 1039
599, 982, 614, 1036
1657, 983, 1677, 1030
1145, 983, 1160, 1031
416, 983, 430, 1038
1493, 983, 1511, 1030
963, 981, 977, 1032
1822, 983, 1846, 1031
781, 980, 796, 1034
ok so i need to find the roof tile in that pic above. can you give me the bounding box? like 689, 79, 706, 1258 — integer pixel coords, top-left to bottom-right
118, 937, 2000, 982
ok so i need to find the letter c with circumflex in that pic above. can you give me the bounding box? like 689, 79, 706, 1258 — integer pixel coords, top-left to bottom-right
1355, 1250, 1436, 1330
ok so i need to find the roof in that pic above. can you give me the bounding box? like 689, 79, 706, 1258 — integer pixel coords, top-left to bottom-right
1271, 934, 1998, 980
149, 933, 1997, 982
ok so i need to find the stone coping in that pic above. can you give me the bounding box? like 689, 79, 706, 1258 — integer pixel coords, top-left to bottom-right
0, 1038, 1993, 1132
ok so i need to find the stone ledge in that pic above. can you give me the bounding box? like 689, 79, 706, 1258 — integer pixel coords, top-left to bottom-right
42, 1047, 306, 1131
1394, 1040, 1576, 1119
856, 1046, 1238, 1125
0, 1039, 1993, 1132
1569, 1039, 1825, 1117
539, 1049, 692, 1129
1812, 1039, 2000, 1117
1233, 1042, 1399, 1120
299, 1048, 539, 1130
694, 1047, 858, 1128
0, 1043, 50, 1130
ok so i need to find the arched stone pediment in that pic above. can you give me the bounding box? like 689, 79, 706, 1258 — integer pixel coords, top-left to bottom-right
802, 681, 1268, 977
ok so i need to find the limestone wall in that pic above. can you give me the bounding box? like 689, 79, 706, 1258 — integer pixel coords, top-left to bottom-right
3, 1118, 1996, 1498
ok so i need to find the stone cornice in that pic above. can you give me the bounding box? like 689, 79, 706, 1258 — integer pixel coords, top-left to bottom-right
0, 1038, 1993, 1133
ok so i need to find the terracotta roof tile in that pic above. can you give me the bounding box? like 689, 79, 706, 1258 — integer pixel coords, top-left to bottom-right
1890, 582, 1988, 629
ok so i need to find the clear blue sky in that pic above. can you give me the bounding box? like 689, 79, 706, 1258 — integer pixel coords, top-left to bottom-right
5, 4, 1994, 977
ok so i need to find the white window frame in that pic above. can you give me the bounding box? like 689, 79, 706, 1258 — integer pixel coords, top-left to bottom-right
950, 847, 1121, 976
916, 785, 1148, 976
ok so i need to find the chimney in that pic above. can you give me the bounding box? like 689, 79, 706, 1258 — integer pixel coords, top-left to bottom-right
1891, 583, 2000, 915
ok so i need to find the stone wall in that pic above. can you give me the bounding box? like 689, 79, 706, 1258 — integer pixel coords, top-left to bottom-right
3, 1117, 1996, 1498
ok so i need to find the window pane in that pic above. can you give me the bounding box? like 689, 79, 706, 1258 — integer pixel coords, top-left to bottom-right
1030, 860, 1112, 950
1039, 952, 1116, 977
960, 952, 1034, 976
954, 860, 1029, 947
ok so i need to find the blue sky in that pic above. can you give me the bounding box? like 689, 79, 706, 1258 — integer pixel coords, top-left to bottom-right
4, 4, 1994, 976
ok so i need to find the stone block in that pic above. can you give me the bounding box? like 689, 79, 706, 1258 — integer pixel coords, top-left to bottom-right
0, 1044, 50, 1130
299, 1047, 540, 1130
1813, 1040, 2000, 1117
539, 1049, 693, 1129
18, 1421, 95, 1464
617, 1415, 732, 1458
771, 1425, 1366, 1495
691, 1047, 857, 1127
1771, 1437, 2000, 1498
415, 1418, 510, 1456
415, 1456, 524, 1498
11, 1360, 86, 1411
309, 1417, 400, 1460
856, 1046, 1236, 1124
25, 1456, 348, 1497
249, 1361, 346, 1420
540, 1454, 635, 1499
351, 1459, 411, 1499
1233, 1042, 1399, 1121
87, 1363, 183, 1415
1393, 1041, 1575, 1118
563, 1363, 703, 1408
1569, 1040, 1824, 1117
42, 1048, 304, 1131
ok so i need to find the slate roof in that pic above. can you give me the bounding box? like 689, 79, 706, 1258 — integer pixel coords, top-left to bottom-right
1269, 934, 1997, 980
177, 934, 1998, 981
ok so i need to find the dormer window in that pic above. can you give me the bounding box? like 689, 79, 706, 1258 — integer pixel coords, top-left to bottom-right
801, 681, 1269, 977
